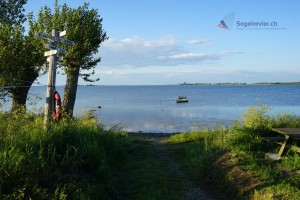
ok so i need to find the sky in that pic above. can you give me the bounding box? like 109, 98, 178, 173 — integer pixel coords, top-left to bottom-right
25, 0, 300, 85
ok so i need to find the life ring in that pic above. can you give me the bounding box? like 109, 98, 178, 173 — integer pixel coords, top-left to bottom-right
52, 91, 62, 121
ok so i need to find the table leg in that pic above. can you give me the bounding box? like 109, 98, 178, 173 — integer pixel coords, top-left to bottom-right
278, 135, 290, 157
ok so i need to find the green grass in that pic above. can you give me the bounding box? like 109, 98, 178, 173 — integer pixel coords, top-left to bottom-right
1, 104, 300, 199
0, 111, 130, 199
115, 137, 187, 200
166, 104, 300, 199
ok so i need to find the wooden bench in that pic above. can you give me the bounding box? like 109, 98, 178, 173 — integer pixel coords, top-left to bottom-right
261, 128, 300, 160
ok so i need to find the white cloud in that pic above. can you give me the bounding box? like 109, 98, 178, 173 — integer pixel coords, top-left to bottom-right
101, 68, 130, 77
186, 39, 210, 46
169, 53, 208, 59
99, 36, 240, 68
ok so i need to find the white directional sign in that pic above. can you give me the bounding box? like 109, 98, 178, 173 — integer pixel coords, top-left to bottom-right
47, 56, 63, 62
36, 32, 75, 46
44, 50, 57, 57
59, 30, 66, 37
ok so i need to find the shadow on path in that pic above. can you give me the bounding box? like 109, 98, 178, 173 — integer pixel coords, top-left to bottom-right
114, 133, 213, 200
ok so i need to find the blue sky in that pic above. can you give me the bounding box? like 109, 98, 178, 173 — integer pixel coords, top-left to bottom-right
25, 0, 300, 85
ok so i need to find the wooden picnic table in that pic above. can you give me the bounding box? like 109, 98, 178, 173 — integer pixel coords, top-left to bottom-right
272, 128, 300, 157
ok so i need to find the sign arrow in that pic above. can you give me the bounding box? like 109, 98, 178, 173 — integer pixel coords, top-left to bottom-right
56, 47, 67, 54
59, 30, 66, 37
58, 38, 75, 46
45, 44, 67, 54
44, 50, 57, 57
36, 32, 75, 46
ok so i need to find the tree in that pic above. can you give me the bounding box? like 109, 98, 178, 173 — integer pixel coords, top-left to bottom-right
0, 0, 27, 25
0, 23, 46, 112
0, 0, 45, 112
33, 2, 108, 116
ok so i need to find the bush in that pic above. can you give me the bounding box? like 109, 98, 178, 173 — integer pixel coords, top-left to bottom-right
272, 112, 300, 128
242, 104, 273, 130
242, 103, 300, 131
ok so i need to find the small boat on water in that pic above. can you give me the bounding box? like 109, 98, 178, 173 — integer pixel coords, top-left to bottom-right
176, 96, 189, 103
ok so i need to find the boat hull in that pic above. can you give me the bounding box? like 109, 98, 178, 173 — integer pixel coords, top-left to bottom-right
176, 99, 189, 103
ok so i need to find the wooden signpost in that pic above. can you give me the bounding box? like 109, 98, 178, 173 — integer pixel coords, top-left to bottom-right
36, 29, 75, 130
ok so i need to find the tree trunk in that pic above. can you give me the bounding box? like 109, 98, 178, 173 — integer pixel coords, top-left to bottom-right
11, 86, 31, 112
62, 66, 80, 117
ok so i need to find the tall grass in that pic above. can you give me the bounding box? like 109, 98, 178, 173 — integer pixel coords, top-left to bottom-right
167, 104, 300, 199
0, 111, 130, 199
1, 104, 300, 199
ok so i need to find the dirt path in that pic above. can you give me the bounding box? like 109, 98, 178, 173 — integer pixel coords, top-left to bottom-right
116, 133, 214, 200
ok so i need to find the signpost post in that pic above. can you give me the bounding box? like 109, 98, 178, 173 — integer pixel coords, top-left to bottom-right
36, 29, 74, 130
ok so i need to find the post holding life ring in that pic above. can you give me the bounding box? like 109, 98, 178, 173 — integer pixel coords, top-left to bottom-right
52, 91, 62, 121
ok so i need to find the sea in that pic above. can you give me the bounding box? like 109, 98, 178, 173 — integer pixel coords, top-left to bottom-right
4, 85, 300, 133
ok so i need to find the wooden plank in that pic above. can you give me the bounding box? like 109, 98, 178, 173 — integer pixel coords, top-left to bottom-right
261, 137, 285, 141
272, 141, 300, 153
272, 128, 300, 138
278, 135, 290, 157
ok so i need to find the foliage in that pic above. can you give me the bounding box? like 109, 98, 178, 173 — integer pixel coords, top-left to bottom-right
272, 112, 300, 128
242, 103, 300, 131
31, 0, 108, 114
0, 0, 27, 25
0, 111, 129, 199
242, 103, 273, 130
32, 1, 108, 79
281, 153, 300, 170
0, 0, 45, 111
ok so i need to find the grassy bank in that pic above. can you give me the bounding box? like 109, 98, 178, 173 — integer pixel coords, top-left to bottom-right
166, 104, 300, 199
1, 105, 300, 199
0, 111, 130, 199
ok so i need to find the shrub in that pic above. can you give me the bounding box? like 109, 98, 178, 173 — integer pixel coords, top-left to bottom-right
242, 104, 273, 130
272, 112, 300, 128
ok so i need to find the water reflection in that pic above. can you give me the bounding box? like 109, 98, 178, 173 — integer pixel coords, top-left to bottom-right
93, 104, 242, 133
95, 104, 300, 133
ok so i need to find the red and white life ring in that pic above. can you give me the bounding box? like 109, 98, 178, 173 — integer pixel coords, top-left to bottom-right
52, 91, 62, 121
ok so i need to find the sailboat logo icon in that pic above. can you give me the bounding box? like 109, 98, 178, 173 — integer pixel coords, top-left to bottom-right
218, 20, 229, 29
218, 12, 235, 30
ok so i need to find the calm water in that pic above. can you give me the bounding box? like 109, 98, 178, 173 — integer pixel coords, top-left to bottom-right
13, 85, 300, 133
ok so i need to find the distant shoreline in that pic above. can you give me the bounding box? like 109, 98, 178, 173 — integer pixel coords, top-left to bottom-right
178, 82, 300, 86
33, 82, 300, 87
